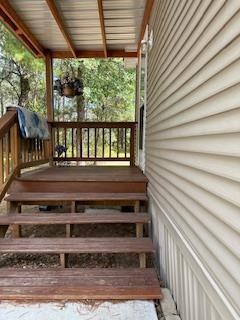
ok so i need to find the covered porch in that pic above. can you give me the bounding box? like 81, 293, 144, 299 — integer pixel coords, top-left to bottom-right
0, 0, 162, 315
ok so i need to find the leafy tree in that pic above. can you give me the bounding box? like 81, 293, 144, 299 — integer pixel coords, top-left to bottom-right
53, 58, 136, 122
0, 22, 136, 122
0, 22, 45, 115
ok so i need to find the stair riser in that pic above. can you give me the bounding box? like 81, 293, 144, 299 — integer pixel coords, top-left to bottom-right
10, 181, 147, 193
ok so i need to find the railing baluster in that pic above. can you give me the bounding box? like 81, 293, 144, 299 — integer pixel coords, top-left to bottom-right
56, 127, 59, 148
79, 128, 82, 159
71, 128, 74, 157
36, 139, 39, 160
125, 127, 127, 158
117, 128, 119, 158
87, 128, 90, 158
102, 128, 104, 158
5, 132, 10, 175
26, 139, 30, 163
64, 128, 67, 157
94, 128, 97, 158
109, 128, 111, 158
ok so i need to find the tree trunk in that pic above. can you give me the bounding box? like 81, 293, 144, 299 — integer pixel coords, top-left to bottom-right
19, 76, 30, 106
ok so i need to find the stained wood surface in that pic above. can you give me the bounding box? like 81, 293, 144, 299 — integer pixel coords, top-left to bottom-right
5, 192, 148, 202
0, 268, 162, 300
0, 238, 154, 254
10, 180, 147, 193
17, 166, 148, 182
0, 212, 150, 225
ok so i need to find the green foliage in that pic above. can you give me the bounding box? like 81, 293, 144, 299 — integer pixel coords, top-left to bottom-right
0, 22, 45, 115
53, 58, 136, 122
0, 22, 136, 121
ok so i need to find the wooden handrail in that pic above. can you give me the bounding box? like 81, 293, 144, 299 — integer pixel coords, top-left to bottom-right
0, 110, 17, 138
51, 121, 137, 165
50, 121, 137, 128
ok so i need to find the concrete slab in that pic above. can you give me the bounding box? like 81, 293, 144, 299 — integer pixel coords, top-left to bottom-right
0, 300, 158, 320
160, 288, 178, 315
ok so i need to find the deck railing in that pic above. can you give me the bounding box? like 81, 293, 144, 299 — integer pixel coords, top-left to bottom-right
0, 110, 137, 200
0, 109, 51, 201
50, 121, 137, 165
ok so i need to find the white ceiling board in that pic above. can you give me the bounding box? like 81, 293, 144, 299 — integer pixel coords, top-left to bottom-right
7, 0, 147, 53
9, 0, 68, 49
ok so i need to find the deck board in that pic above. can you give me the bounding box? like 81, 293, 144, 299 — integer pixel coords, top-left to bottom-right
0, 268, 162, 300
0, 212, 150, 225
18, 166, 148, 182
0, 238, 154, 254
5, 192, 147, 203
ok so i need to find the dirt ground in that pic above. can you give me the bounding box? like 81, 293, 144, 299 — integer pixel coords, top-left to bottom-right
0, 202, 152, 269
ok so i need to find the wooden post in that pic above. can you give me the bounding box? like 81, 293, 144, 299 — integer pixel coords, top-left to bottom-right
8, 201, 21, 238
130, 124, 136, 166
60, 253, 67, 268
45, 52, 54, 166
139, 253, 146, 268
66, 201, 75, 237
45, 52, 54, 122
12, 123, 21, 175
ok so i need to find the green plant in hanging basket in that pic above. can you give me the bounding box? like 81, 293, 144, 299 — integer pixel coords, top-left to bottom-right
54, 74, 84, 98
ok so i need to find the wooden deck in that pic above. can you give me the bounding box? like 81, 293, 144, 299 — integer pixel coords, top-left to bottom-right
10, 166, 148, 194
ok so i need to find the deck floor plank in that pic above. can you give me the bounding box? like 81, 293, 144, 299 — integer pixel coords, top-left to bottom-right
5, 192, 148, 202
0, 268, 162, 300
0, 238, 154, 254
0, 212, 150, 225
17, 166, 148, 182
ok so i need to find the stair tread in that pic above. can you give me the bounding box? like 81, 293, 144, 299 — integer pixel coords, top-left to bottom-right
0, 268, 162, 300
0, 237, 154, 253
0, 212, 150, 225
5, 192, 147, 202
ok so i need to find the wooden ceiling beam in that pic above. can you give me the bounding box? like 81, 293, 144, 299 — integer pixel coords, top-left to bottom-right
45, 0, 76, 58
0, 0, 45, 58
51, 50, 137, 59
138, 0, 155, 52
97, 0, 107, 58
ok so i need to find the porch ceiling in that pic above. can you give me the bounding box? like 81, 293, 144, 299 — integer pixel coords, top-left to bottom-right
0, 0, 154, 58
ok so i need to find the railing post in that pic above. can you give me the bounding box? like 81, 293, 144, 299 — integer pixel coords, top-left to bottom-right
45, 52, 54, 122
49, 124, 54, 166
130, 124, 136, 166
11, 122, 21, 176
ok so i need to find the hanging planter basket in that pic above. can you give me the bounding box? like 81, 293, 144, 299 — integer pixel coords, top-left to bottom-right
54, 75, 84, 98
63, 86, 75, 98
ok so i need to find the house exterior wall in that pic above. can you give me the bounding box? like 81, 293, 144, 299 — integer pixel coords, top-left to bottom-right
145, 1, 240, 319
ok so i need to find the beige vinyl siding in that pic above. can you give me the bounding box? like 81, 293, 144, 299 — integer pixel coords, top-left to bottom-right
146, 0, 240, 319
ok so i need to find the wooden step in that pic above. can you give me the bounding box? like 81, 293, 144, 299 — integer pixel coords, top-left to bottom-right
5, 192, 147, 204
11, 180, 147, 194
0, 237, 154, 254
10, 166, 148, 194
0, 268, 162, 300
0, 212, 150, 225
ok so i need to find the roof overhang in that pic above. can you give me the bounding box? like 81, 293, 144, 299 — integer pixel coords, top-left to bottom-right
0, 0, 154, 59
